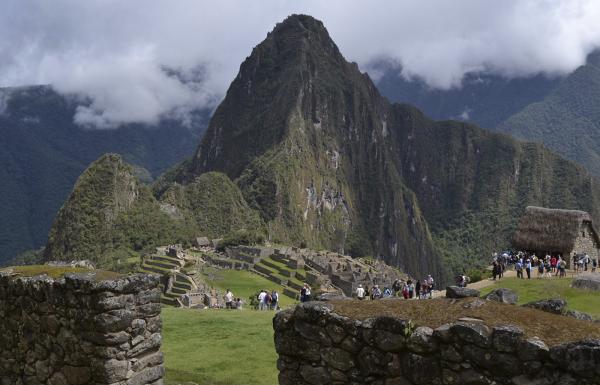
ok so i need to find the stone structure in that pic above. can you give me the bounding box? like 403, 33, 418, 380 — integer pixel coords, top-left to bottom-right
512, 206, 600, 268
572, 273, 600, 291
445, 286, 480, 298
0, 271, 164, 385
274, 302, 600, 385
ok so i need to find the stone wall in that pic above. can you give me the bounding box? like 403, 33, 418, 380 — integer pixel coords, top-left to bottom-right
274, 302, 600, 385
571, 222, 600, 266
0, 272, 164, 385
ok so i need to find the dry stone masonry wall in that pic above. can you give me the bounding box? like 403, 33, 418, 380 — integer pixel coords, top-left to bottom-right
274, 302, 600, 385
0, 272, 164, 385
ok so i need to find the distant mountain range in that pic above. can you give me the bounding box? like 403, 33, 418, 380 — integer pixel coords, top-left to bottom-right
43, 15, 600, 283
377, 51, 600, 177
0, 85, 208, 264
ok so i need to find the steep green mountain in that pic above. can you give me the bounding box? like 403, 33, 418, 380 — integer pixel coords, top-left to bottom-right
43, 154, 262, 269
0, 85, 208, 264
179, 15, 445, 280
176, 15, 600, 279
497, 52, 600, 176
375, 64, 561, 129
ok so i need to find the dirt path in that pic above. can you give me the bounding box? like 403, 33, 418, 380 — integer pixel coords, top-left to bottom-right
432, 270, 517, 298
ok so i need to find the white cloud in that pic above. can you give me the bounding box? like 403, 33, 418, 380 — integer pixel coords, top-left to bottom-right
1, 0, 599, 127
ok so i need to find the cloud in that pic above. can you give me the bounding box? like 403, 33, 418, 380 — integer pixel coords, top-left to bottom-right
1, 0, 600, 127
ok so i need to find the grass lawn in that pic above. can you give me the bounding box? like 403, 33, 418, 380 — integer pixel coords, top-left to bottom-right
162, 308, 278, 385
201, 268, 297, 308
480, 276, 600, 318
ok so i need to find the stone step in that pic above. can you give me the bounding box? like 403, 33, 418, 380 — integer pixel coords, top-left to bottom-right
172, 281, 192, 291
144, 259, 180, 271
169, 287, 187, 295
151, 255, 184, 266
140, 264, 170, 276
161, 295, 179, 306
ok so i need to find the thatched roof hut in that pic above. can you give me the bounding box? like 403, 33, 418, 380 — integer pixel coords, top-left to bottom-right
512, 206, 600, 253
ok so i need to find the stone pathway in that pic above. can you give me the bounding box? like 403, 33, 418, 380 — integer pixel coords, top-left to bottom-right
433, 270, 517, 298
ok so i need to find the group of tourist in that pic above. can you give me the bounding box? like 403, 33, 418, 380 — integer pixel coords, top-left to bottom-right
494, 250, 599, 279
573, 253, 598, 273
355, 275, 435, 300
256, 289, 280, 310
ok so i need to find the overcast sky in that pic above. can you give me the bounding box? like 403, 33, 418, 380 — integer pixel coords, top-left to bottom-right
1, 0, 599, 128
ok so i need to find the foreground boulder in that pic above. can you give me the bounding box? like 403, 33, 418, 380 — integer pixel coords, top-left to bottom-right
522, 298, 566, 314
484, 288, 518, 304
446, 286, 480, 298
572, 273, 600, 291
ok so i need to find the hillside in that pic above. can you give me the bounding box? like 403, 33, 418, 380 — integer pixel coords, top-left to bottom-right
498, 52, 600, 176
0, 85, 208, 264
43, 154, 262, 270
169, 15, 600, 279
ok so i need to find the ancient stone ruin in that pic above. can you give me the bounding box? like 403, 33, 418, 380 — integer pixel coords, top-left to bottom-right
274, 300, 600, 385
139, 242, 408, 308
0, 270, 164, 385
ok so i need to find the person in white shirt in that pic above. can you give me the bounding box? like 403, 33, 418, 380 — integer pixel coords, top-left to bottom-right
258, 290, 267, 311
356, 284, 365, 300
224, 289, 234, 309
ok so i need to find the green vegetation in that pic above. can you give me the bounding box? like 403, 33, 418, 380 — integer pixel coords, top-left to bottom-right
162, 308, 278, 385
43, 154, 197, 270
480, 277, 600, 318
499, 57, 600, 177
1, 265, 123, 280
159, 172, 264, 239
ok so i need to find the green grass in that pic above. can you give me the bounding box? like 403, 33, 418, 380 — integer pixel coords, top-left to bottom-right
162, 308, 278, 385
480, 277, 600, 318
201, 268, 297, 307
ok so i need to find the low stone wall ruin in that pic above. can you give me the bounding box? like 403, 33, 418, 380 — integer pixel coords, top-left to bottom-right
274, 302, 600, 385
0, 271, 164, 385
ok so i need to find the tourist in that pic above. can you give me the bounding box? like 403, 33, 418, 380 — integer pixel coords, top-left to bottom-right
271, 290, 279, 310
525, 258, 532, 279
300, 283, 311, 302
371, 285, 382, 300
425, 275, 434, 298
402, 282, 409, 299
383, 287, 392, 298
408, 280, 415, 298
356, 284, 365, 300
550, 255, 557, 273
584, 253, 590, 271
392, 279, 402, 296
515, 259, 523, 279
537, 260, 544, 279
235, 298, 243, 310
492, 262, 501, 281
258, 290, 268, 310
415, 280, 421, 299
224, 289, 234, 309
545, 259, 552, 278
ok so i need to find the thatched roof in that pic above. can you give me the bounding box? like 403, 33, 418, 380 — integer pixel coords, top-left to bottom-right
512, 206, 599, 252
